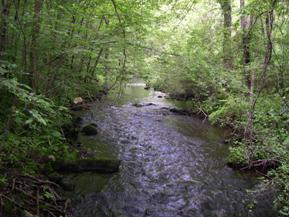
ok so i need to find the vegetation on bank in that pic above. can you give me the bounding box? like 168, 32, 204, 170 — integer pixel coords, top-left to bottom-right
0, 0, 288, 216
0, 0, 158, 216
142, 1, 288, 215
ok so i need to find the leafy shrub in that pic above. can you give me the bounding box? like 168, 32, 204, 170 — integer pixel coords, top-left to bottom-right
209, 96, 248, 127
0, 74, 72, 172
227, 144, 249, 165
268, 164, 289, 217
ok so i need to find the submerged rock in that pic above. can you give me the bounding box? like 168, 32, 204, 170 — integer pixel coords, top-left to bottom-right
62, 124, 79, 141
169, 108, 191, 115
144, 85, 150, 90
73, 116, 83, 127
53, 158, 120, 173
132, 103, 156, 108
81, 123, 98, 136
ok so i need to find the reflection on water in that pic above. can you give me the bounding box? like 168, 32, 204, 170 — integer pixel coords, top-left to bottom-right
69, 83, 277, 217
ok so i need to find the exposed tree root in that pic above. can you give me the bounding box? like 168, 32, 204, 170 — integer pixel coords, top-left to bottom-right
240, 159, 281, 173
228, 159, 281, 174
0, 173, 72, 217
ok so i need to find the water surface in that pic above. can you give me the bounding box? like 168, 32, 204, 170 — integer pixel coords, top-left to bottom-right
68, 83, 276, 217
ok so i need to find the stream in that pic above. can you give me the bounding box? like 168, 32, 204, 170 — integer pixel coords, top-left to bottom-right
66, 83, 277, 217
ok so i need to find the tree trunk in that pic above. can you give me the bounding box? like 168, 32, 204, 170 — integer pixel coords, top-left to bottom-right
243, 0, 276, 146
219, 0, 233, 69
70, 17, 84, 69
240, 0, 254, 143
0, 0, 11, 59
21, 0, 29, 73
89, 48, 103, 76
103, 16, 110, 89
86, 16, 105, 76
29, 0, 43, 91
240, 0, 252, 87
12, 0, 21, 63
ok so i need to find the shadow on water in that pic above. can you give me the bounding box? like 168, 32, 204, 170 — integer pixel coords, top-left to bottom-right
66, 83, 277, 217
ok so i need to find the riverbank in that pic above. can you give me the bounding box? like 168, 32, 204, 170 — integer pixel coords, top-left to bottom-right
0, 83, 284, 217
148, 82, 288, 215
160, 95, 281, 174
0, 91, 114, 217
62, 83, 278, 217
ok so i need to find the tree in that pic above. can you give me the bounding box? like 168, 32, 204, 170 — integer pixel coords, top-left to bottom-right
30, 0, 43, 91
0, 0, 11, 59
219, 0, 233, 69
240, 0, 255, 143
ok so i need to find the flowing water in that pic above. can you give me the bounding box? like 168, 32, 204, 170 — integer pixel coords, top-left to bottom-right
66, 83, 277, 217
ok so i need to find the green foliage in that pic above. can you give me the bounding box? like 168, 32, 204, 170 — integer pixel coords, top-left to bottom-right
269, 164, 289, 217
139, 0, 289, 214
0, 65, 72, 173
209, 96, 248, 127
227, 144, 249, 165
0, 0, 162, 175
0, 175, 7, 187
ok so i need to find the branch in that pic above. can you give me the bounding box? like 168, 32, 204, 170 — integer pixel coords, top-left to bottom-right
252, 3, 276, 110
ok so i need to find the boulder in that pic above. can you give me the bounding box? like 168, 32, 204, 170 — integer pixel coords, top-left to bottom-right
62, 124, 79, 141
81, 123, 98, 136
47, 173, 75, 191
169, 108, 190, 115
144, 86, 150, 90
73, 116, 83, 127
132, 103, 143, 108
53, 158, 120, 173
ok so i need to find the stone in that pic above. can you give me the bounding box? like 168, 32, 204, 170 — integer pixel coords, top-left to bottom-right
73, 116, 83, 127
48, 155, 56, 162
47, 172, 75, 191
144, 86, 150, 90
22, 211, 37, 217
81, 123, 98, 136
73, 97, 83, 105
62, 124, 79, 141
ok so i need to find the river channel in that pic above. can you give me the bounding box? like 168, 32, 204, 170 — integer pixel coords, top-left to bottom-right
66, 83, 276, 217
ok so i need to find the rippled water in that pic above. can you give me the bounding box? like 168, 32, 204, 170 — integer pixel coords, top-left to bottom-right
67, 83, 277, 217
